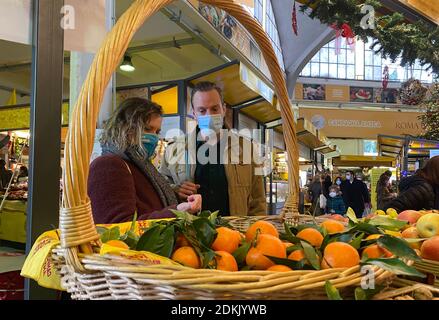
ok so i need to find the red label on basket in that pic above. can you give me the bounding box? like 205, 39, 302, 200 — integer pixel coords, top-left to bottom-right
42, 258, 52, 277
118, 252, 161, 265
31, 237, 53, 257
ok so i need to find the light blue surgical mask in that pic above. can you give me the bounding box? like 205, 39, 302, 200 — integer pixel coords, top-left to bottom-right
197, 114, 224, 135
141, 133, 159, 159
336, 180, 342, 186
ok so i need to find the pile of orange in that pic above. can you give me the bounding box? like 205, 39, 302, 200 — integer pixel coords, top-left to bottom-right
167, 218, 375, 272
171, 226, 243, 271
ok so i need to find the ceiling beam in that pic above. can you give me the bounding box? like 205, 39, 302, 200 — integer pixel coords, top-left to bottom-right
0, 38, 200, 73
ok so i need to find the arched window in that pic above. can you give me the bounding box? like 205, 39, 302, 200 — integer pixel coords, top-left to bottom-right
301, 37, 436, 83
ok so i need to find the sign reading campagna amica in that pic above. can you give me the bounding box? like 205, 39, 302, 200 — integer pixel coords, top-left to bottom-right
299, 107, 424, 139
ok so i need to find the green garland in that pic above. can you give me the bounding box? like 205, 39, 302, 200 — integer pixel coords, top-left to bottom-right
300, 0, 439, 75
418, 83, 439, 140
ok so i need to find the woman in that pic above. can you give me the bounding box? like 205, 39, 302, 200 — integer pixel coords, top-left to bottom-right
376, 172, 396, 210
334, 176, 343, 188
325, 185, 346, 215
88, 98, 201, 224
385, 156, 439, 212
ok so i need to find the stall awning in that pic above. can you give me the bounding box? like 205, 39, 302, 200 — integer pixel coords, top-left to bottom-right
378, 135, 439, 159
273, 118, 337, 154
332, 155, 396, 168
189, 62, 280, 124
240, 99, 281, 123
190, 63, 257, 106
296, 118, 326, 150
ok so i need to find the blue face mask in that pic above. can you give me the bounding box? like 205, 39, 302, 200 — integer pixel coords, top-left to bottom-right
141, 133, 159, 159
197, 114, 224, 135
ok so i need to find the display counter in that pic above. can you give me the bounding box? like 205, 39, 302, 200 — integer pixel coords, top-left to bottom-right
266, 180, 288, 214
0, 200, 27, 244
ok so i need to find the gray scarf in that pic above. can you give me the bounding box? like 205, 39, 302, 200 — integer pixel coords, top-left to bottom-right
101, 143, 178, 207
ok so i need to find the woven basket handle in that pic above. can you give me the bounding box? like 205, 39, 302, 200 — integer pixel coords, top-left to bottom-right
60, 0, 300, 270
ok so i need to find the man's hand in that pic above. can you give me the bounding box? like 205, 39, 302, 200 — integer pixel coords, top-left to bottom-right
177, 181, 200, 201
176, 194, 202, 214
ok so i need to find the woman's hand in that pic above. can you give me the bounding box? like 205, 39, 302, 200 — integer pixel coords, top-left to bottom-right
176, 181, 200, 201
176, 194, 202, 214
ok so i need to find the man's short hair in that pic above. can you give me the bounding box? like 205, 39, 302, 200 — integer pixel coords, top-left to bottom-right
190, 81, 224, 108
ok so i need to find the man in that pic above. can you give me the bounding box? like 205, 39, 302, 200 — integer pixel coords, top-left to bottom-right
160, 81, 267, 216
322, 170, 332, 198
0, 159, 12, 190
341, 170, 370, 218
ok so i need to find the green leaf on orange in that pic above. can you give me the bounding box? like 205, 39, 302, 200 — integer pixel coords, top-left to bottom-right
265, 255, 306, 270
362, 258, 426, 278
350, 232, 365, 250
377, 235, 420, 261
301, 241, 320, 270
368, 215, 408, 231
232, 241, 252, 266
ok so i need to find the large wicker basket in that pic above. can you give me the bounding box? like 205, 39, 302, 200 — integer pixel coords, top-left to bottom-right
55, 0, 396, 300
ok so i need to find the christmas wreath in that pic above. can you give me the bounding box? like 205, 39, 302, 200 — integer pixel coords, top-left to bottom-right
299, 0, 439, 75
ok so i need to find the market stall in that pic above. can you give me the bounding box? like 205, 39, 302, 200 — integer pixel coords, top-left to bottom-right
0, 134, 29, 248
378, 134, 439, 176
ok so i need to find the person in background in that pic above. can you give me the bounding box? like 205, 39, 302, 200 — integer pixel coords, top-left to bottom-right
325, 184, 346, 215
0, 159, 12, 190
376, 171, 396, 210
16, 165, 28, 183
341, 170, 371, 218
323, 170, 332, 198
160, 81, 266, 216
309, 174, 324, 215
334, 176, 343, 188
88, 98, 201, 224
386, 156, 439, 212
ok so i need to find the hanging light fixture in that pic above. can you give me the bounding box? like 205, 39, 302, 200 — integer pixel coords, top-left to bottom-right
120, 55, 135, 72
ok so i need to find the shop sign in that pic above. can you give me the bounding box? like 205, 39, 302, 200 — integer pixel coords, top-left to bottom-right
299, 107, 423, 139
0, 0, 106, 53
297, 83, 400, 105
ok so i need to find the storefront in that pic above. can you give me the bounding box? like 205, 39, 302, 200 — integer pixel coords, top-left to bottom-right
378, 134, 439, 177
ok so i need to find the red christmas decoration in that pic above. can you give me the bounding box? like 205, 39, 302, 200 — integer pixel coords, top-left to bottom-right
331, 23, 355, 55
292, 1, 298, 36
382, 65, 389, 90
